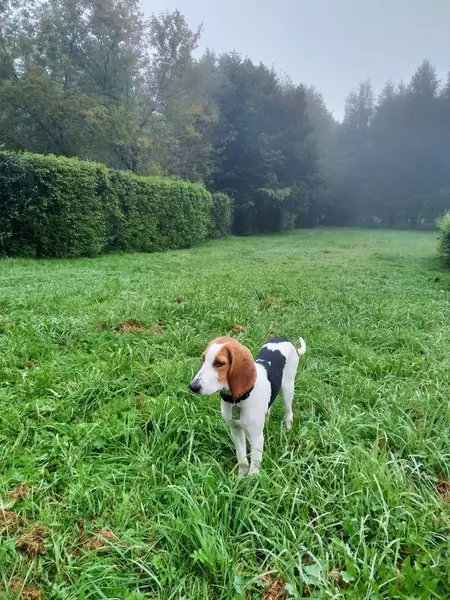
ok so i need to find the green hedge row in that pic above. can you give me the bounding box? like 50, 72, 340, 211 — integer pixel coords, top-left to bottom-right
0, 152, 232, 258
210, 192, 233, 239
437, 211, 450, 267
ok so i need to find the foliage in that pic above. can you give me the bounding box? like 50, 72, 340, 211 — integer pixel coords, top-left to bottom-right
0, 151, 114, 257
0, 2, 321, 235
112, 170, 212, 253
0, 230, 448, 598
333, 61, 450, 227
1, 2, 450, 232
0, 151, 213, 257
0, 1, 208, 179
210, 54, 319, 234
209, 192, 233, 238
437, 211, 450, 266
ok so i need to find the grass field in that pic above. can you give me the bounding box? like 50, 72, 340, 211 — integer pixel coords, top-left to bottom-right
0, 228, 449, 599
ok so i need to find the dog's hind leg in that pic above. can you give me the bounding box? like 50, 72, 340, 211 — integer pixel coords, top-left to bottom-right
280, 348, 300, 430
280, 381, 295, 430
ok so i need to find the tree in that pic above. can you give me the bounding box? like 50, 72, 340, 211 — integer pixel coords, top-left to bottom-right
330, 60, 450, 228
210, 53, 319, 234
0, 1, 209, 177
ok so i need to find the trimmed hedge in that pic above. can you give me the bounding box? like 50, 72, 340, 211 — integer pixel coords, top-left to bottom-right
0, 151, 213, 257
109, 170, 212, 253
437, 211, 450, 267
210, 192, 233, 238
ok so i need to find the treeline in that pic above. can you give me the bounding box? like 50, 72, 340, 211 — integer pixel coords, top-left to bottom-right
1, 1, 450, 234
0, 0, 323, 235
332, 61, 450, 228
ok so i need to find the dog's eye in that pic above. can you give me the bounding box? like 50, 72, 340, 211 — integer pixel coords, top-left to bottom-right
213, 360, 225, 368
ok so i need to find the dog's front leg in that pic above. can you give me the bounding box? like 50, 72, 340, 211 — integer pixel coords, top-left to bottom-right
229, 423, 249, 475
247, 426, 264, 475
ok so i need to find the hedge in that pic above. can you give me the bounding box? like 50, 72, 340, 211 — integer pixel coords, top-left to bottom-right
109, 170, 212, 253
0, 151, 214, 258
210, 192, 233, 238
437, 211, 450, 267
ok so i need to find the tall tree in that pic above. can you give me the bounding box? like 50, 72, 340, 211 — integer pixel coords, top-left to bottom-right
0, 1, 208, 176
210, 53, 319, 234
330, 60, 450, 228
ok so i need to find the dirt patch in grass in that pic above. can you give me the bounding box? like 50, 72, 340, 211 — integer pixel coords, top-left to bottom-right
0, 510, 22, 532
9, 482, 31, 503
262, 575, 287, 600
135, 394, 147, 413
114, 318, 166, 334
260, 295, 280, 310
82, 527, 118, 551
115, 318, 148, 333
102, 318, 166, 334
230, 322, 245, 335
437, 477, 450, 502
15, 526, 47, 557
329, 568, 350, 590
10, 580, 41, 599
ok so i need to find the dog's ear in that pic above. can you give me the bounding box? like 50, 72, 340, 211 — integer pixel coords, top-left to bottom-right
226, 340, 257, 400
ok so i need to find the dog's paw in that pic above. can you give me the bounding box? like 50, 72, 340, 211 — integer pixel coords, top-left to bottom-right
285, 416, 293, 430
248, 469, 260, 476
238, 464, 249, 477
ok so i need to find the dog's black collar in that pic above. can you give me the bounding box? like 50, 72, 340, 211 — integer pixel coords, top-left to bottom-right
220, 386, 254, 405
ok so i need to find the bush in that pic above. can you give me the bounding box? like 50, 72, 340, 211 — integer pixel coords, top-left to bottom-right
0, 151, 213, 258
0, 152, 113, 257
437, 211, 450, 267
210, 192, 233, 238
110, 170, 212, 253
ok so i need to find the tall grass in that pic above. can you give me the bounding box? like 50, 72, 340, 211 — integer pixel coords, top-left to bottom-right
0, 229, 448, 599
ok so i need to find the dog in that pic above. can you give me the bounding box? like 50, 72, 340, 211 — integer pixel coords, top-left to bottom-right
190, 336, 306, 475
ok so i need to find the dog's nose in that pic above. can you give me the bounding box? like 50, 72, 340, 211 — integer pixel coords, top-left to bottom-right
189, 380, 201, 393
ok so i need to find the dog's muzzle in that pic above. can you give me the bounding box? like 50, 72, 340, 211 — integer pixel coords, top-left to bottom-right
189, 380, 201, 393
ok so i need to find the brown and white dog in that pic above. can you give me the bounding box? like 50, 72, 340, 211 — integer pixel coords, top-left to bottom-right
190, 336, 306, 475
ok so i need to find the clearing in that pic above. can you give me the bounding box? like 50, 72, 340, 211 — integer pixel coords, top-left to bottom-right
0, 229, 448, 599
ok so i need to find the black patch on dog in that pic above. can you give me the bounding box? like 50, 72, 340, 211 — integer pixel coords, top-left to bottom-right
220, 387, 254, 405
255, 337, 288, 407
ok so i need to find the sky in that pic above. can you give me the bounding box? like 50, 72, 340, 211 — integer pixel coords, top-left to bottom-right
141, 0, 450, 121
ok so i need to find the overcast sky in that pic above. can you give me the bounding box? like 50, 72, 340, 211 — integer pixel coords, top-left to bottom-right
142, 0, 450, 121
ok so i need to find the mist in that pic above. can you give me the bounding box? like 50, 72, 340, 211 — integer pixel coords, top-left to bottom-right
142, 0, 450, 121
0, 0, 450, 232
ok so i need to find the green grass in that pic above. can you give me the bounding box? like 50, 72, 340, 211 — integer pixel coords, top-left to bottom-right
0, 228, 449, 599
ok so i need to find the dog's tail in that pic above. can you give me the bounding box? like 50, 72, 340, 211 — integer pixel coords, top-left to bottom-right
297, 337, 306, 357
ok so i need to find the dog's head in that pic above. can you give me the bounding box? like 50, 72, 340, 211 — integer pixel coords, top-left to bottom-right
190, 337, 256, 400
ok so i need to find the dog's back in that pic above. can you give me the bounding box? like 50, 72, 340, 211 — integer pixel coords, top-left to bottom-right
255, 337, 306, 407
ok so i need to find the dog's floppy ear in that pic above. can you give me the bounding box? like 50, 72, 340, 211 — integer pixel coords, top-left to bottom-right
225, 339, 257, 400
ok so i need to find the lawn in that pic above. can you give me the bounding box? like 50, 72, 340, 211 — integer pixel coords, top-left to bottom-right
0, 228, 449, 600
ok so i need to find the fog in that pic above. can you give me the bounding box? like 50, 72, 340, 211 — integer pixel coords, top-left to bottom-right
1, 0, 449, 232
141, 0, 450, 120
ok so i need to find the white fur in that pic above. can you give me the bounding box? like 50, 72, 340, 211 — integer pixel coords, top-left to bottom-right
192, 338, 306, 475
194, 342, 225, 395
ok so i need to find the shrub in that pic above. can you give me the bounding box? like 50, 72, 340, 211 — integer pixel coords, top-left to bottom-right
0, 151, 213, 258
210, 192, 233, 238
110, 170, 212, 252
0, 152, 113, 257
437, 211, 450, 267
